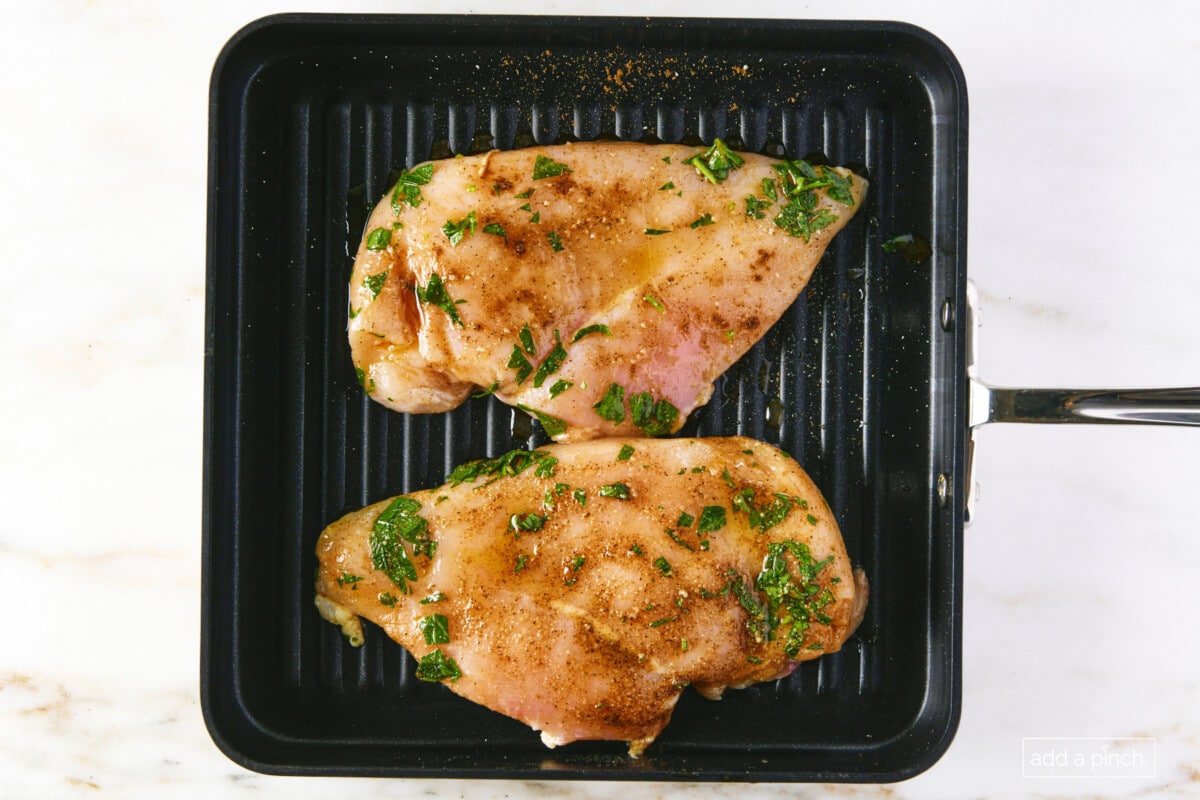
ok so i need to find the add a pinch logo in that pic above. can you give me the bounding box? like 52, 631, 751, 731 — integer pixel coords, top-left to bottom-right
1022, 738, 1156, 778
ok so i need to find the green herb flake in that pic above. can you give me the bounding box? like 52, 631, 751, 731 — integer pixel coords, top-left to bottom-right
683, 138, 745, 184
548, 379, 573, 398
649, 616, 679, 628
518, 323, 537, 356
518, 202, 533, 212
617, 444, 635, 461
337, 572, 363, 588
390, 162, 434, 212
628, 392, 678, 436
746, 655, 763, 664
379, 592, 398, 607
483, 222, 507, 237
571, 323, 612, 343
508, 345, 534, 384
662, 155, 672, 164
666, 529, 694, 552
419, 613, 450, 645
415, 273, 465, 327
530, 211, 541, 224
697, 505, 727, 533
807, 513, 819, 525
653, 556, 674, 577
643, 294, 666, 312
509, 511, 547, 536
446, 448, 558, 487
689, 213, 715, 229
754, 539, 837, 656
516, 403, 568, 437
514, 554, 529, 573
442, 210, 478, 246
680, 638, 689, 651
659, 181, 676, 191
355, 366, 375, 395
762, 178, 778, 202
547, 231, 565, 251
531, 330, 566, 388
592, 383, 627, 424
643, 228, 671, 236
744, 195, 773, 220
533, 155, 572, 180
515, 188, 534, 199
370, 496, 430, 593
363, 271, 388, 299
572, 488, 587, 506
630, 543, 644, 556
420, 592, 446, 605
571, 555, 585, 571
415, 649, 462, 683
599, 482, 631, 500
471, 380, 500, 398
365, 227, 392, 250
676, 511, 695, 528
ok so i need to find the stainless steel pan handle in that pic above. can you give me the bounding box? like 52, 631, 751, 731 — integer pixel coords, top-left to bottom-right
964, 281, 1200, 520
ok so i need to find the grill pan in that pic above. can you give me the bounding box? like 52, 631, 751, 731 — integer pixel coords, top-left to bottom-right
203, 13, 969, 781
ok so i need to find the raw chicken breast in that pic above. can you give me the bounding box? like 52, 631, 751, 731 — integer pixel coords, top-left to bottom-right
314, 436, 868, 756
348, 142, 866, 440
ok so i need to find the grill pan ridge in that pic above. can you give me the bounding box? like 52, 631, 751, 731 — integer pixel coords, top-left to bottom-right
203, 13, 967, 781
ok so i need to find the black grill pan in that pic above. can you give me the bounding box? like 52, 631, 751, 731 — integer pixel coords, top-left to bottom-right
203, 14, 968, 781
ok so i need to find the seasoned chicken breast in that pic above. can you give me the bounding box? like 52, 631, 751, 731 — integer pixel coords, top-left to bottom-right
348, 142, 866, 440
315, 436, 868, 756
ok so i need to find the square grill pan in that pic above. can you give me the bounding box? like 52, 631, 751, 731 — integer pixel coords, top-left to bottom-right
203, 13, 967, 781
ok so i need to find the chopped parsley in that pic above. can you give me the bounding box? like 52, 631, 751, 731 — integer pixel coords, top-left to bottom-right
390, 162, 434, 211
666, 529, 694, 551
415, 649, 462, 682
572, 488, 587, 506
531, 330, 567, 388
653, 556, 673, 577
363, 271, 387, 299
446, 448, 558, 487
515, 188, 534, 199
697, 505, 727, 533
592, 383, 626, 424
507, 345, 533, 384
643, 294, 666, 312
420, 592, 445, 604
369, 496, 428, 593
547, 231, 564, 251
649, 616, 679, 628
571, 323, 612, 343
755, 540, 836, 657
629, 392, 678, 436
514, 554, 529, 573
419, 613, 450, 645
643, 228, 671, 236
571, 555, 585, 571
442, 210, 477, 246
379, 592, 398, 607
355, 366, 375, 395
769, 159, 856, 242
744, 195, 773, 219
529, 211, 541, 224
762, 178, 778, 201
617, 444, 635, 461
690, 213, 715, 229
599, 482, 631, 500
365, 227, 392, 250
509, 511, 547, 536
471, 380, 499, 398
659, 181, 676, 191
732, 489, 798, 533
518, 323, 537, 356
483, 222, 507, 237
683, 138, 744, 184
532, 155, 572, 179
516, 403, 568, 437
415, 273, 464, 327
337, 572, 363, 588
548, 379, 573, 398
676, 511, 695, 527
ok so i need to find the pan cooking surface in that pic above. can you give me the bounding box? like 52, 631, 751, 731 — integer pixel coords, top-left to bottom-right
203, 14, 967, 781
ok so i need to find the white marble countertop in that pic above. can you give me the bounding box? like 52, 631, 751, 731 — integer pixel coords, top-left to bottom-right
2, 1, 1198, 797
